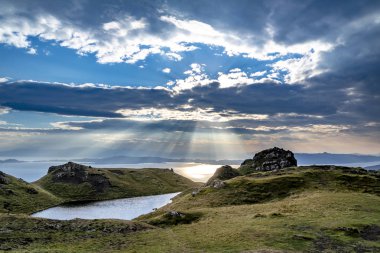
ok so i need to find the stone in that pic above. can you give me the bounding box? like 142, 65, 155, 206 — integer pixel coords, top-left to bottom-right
0, 171, 10, 185
47, 162, 111, 192
209, 179, 226, 189
206, 165, 240, 186
239, 147, 297, 174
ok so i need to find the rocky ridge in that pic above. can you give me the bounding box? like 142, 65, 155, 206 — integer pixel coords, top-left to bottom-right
48, 162, 110, 192
239, 147, 297, 175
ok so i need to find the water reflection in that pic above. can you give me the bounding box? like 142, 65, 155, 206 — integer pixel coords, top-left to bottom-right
32, 192, 180, 220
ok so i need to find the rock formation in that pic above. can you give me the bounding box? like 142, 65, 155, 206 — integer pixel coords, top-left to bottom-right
206, 165, 240, 186
239, 147, 297, 174
48, 162, 110, 192
0, 171, 10, 185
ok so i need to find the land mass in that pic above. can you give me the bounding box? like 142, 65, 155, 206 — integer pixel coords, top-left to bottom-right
1, 162, 200, 214
1, 148, 380, 252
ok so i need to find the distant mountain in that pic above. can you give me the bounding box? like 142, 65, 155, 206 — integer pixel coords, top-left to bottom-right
0, 159, 23, 164
365, 164, 380, 170
295, 153, 380, 165
76, 156, 241, 165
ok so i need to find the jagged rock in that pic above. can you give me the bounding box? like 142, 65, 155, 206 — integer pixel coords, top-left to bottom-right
0, 171, 10, 185
47, 162, 111, 192
239, 147, 297, 174
208, 179, 226, 189
167, 211, 185, 218
206, 165, 240, 186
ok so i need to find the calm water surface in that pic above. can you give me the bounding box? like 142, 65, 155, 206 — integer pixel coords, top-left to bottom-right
32, 192, 180, 220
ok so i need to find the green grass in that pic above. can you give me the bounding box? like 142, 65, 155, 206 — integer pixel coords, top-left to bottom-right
1, 165, 380, 252
3, 191, 379, 252
1, 167, 200, 215
35, 168, 201, 202
0, 173, 61, 214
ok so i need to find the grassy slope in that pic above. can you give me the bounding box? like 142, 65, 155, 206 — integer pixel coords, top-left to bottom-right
2, 166, 380, 252
0, 213, 155, 252
0, 172, 61, 214
35, 168, 200, 202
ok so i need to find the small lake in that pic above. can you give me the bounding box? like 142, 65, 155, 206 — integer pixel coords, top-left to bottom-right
31, 192, 180, 220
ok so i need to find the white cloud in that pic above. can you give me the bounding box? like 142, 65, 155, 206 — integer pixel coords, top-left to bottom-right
0, 107, 10, 115
162, 68, 171, 73
250, 70, 267, 77
169, 64, 280, 91
0, 77, 9, 83
27, 47, 37, 55
0, 8, 335, 67
217, 69, 255, 88
270, 42, 334, 84
116, 107, 268, 122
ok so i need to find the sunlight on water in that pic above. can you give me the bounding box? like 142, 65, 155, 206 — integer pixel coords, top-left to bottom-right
174, 164, 222, 182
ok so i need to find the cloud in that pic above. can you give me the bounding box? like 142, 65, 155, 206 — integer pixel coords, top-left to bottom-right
0, 107, 10, 115
0, 0, 341, 67
170, 64, 281, 91
162, 68, 171, 73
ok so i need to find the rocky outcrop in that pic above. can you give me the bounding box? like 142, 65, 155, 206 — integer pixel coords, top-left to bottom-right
0, 171, 10, 185
48, 162, 110, 192
206, 165, 240, 186
239, 147, 297, 175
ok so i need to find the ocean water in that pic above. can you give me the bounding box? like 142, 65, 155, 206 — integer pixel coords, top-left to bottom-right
0, 161, 222, 182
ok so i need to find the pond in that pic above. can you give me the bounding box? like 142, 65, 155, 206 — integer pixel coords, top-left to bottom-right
31, 192, 180, 220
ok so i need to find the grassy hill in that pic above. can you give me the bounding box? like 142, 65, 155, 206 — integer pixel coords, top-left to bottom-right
1, 164, 380, 252
1, 162, 200, 215
0, 171, 61, 214
131, 166, 380, 252
35, 163, 200, 202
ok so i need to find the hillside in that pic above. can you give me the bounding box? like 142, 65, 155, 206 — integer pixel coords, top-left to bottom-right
35, 162, 200, 202
1, 149, 380, 252
133, 165, 380, 252
0, 171, 61, 214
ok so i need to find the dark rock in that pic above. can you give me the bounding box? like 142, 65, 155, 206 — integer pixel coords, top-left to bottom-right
167, 211, 185, 218
25, 187, 38, 194
47, 162, 110, 192
148, 211, 202, 227
206, 165, 239, 186
0, 171, 10, 184
239, 147, 297, 174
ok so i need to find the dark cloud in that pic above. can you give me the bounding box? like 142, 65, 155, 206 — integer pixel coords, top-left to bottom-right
0, 80, 340, 118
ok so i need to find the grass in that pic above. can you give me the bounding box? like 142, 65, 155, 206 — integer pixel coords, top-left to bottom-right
0, 173, 61, 214
1, 167, 200, 214
35, 168, 201, 202
1, 165, 380, 252
3, 191, 378, 252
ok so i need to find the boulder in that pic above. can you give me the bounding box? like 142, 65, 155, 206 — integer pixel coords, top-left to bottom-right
206, 165, 240, 186
0, 171, 10, 185
239, 147, 297, 174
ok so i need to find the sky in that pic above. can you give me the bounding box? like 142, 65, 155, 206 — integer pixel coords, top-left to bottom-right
0, 0, 379, 160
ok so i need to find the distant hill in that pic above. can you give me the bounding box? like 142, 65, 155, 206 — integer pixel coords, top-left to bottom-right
35, 162, 200, 202
76, 153, 380, 167
295, 152, 380, 165
0, 159, 23, 164
365, 164, 380, 170
76, 156, 241, 165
